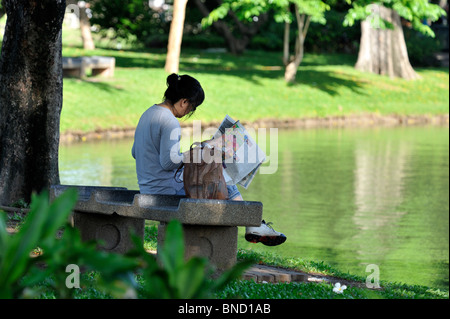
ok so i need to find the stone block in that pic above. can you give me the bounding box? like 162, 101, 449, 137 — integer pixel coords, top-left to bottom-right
62, 56, 115, 78
73, 211, 144, 254
157, 222, 238, 272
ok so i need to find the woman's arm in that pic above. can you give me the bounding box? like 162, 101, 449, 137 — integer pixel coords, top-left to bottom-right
159, 119, 183, 171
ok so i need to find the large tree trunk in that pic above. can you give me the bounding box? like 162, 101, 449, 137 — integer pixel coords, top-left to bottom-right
355, 4, 420, 80
165, 0, 188, 74
0, 0, 66, 205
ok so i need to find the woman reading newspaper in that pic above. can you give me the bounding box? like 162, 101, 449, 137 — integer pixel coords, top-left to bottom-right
132, 73, 286, 246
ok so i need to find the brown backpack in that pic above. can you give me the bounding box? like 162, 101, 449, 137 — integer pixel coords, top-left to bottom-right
178, 141, 228, 200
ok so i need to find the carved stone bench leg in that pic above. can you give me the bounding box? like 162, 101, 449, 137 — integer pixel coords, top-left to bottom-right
73, 212, 144, 254
63, 67, 84, 78
157, 222, 238, 273
91, 66, 114, 77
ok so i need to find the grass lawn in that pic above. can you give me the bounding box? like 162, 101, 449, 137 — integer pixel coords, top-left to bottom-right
27, 223, 449, 299
60, 45, 449, 134
0, 16, 448, 134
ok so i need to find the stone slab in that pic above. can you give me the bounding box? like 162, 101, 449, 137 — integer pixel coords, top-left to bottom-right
50, 185, 262, 227
50, 184, 263, 271
242, 265, 309, 283
62, 56, 115, 78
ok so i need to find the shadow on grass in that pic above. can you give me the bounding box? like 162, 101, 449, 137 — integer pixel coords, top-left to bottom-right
64, 77, 125, 93
181, 66, 367, 97
288, 69, 368, 96
64, 47, 366, 96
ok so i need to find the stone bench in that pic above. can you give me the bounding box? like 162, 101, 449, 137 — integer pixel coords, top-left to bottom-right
49, 185, 262, 272
62, 56, 115, 78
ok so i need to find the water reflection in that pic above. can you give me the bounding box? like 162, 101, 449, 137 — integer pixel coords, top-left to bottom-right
352, 133, 409, 264
59, 126, 449, 289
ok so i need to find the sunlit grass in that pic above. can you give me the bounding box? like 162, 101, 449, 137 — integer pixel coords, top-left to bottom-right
60, 44, 449, 134
1, 16, 447, 134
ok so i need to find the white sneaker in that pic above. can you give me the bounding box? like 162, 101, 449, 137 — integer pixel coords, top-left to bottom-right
245, 220, 287, 246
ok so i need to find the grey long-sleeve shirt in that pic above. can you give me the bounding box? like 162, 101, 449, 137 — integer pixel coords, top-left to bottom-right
132, 104, 184, 195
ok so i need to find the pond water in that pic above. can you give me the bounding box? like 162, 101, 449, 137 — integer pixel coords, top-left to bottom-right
59, 125, 449, 289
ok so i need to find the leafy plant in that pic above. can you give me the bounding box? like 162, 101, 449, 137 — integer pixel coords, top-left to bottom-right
0, 189, 78, 298
1, 188, 253, 299
0, 188, 139, 299
343, 0, 446, 37
130, 220, 254, 299
26, 224, 140, 299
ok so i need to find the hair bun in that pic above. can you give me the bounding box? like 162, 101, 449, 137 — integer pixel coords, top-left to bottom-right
167, 73, 180, 87
163, 73, 204, 117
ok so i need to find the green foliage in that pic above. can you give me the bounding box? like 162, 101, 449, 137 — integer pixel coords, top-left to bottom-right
343, 0, 447, 37
130, 220, 253, 299
404, 27, 442, 66
202, 0, 330, 27
0, 188, 252, 299
30, 225, 139, 299
303, 8, 361, 54
0, 189, 139, 299
0, 189, 78, 298
89, 0, 170, 47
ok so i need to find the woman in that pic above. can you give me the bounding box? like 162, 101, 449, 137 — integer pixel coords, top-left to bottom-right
132, 73, 286, 246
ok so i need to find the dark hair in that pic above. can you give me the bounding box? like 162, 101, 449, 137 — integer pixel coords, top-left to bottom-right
163, 73, 205, 117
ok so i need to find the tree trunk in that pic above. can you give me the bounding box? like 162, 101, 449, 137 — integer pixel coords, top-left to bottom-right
67, 0, 95, 50
283, 21, 290, 66
165, 0, 188, 74
355, 4, 420, 80
284, 5, 310, 83
0, 0, 65, 205
79, 2, 95, 50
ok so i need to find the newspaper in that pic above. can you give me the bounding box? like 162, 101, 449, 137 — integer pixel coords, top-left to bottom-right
210, 115, 266, 188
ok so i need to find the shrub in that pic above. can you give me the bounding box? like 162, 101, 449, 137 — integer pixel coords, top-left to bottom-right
0, 189, 252, 299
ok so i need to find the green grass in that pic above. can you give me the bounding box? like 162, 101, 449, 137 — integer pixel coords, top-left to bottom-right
233, 249, 449, 299
0, 16, 448, 134
216, 279, 449, 299
60, 44, 449, 134
146, 224, 448, 299
28, 224, 449, 299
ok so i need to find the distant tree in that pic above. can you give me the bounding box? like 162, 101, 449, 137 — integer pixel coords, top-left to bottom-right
90, 0, 164, 46
67, 0, 95, 50
194, 0, 269, 55
165, 0, 188, 73
344, 0, 446, 79
281, 1, 330, 83
0, 0, 66, 205
202, 0, 330, 83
